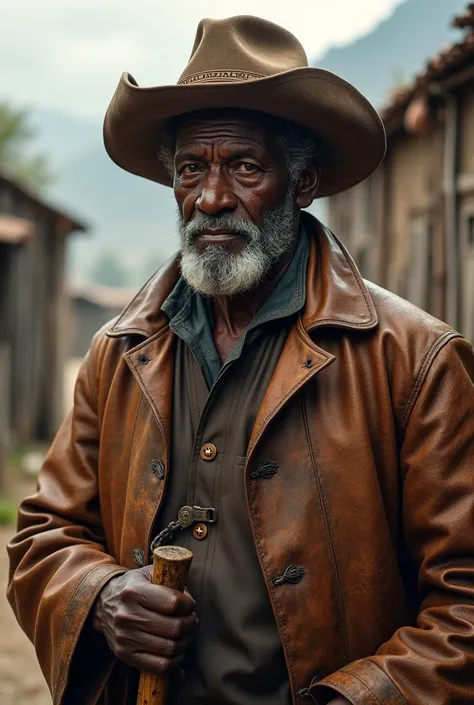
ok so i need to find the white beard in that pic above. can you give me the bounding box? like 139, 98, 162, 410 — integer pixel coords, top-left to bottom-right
179, 191, 297, 297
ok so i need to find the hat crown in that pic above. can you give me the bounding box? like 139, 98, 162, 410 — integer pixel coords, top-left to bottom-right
178, 15, 308, 86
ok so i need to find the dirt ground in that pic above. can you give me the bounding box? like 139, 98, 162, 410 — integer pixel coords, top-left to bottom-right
0, 524, 52, 704
0, 359, 84, 705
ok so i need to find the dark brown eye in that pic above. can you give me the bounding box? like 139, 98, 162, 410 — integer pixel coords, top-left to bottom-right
233, 162, 260, 175
181, 164, 201, 176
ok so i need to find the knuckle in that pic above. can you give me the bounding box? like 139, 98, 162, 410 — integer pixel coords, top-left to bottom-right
156, 657, 171, 673
169, 619, 182, 639
161, 639, 178, 657
115, 643, 127, 660
115, 630, 127, 647
115, 625, 133, 649
166, 593, 179, 612
114, 610, 130, 628
121, 585, 136, 602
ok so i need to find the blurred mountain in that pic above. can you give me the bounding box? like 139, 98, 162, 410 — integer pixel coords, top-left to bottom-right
314, 0, 467, 107
32, 0, 467, 280
50, 139, 176, 282
31, 107, 99, 167
36, 109, 177, 281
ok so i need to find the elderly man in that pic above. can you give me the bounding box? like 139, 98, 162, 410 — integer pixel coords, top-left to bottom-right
8, 14, 474, 705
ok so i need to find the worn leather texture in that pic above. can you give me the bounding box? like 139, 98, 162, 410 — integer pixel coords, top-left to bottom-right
7, 212, 474, 705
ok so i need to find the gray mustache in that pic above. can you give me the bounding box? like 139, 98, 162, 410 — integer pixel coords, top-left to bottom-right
182, 214, 259, 243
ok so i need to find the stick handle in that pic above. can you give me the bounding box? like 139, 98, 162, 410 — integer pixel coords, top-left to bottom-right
136, 546, 193, 705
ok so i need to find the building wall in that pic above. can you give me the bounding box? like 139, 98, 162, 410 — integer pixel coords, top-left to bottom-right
0, 180, 67, 441
458, 78, 474, 340
328, 174, 382, 283
459, 79, 474, 176
70, 298, 123, 358
327, 80, 474, 339
384, 125, 444, 316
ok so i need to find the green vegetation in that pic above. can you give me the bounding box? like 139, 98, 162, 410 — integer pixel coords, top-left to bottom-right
0, 497, 16, 526
7, 442, 47, 477
0, 102, 53, 191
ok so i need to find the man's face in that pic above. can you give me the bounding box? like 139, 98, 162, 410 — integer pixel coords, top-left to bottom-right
172, 110, 300, 297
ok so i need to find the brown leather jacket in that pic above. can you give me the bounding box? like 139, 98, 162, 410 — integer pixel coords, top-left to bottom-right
8, 214, 474, 705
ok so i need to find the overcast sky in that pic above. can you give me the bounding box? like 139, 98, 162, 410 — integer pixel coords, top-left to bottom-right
2, 0, 402, 122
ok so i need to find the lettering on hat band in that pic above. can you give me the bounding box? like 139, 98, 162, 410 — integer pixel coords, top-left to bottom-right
178, 69, 265, 85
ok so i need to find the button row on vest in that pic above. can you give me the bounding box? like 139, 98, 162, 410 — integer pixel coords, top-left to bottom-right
200, 443, 217, 461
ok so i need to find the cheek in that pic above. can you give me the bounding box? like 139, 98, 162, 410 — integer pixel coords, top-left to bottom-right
238, 182, 288, 223
174, 187, 194, 220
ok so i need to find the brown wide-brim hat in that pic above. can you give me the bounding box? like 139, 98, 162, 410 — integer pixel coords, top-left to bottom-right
104, 15, 386, 198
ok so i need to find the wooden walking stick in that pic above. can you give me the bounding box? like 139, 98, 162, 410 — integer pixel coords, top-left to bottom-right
137, 546, 193, 705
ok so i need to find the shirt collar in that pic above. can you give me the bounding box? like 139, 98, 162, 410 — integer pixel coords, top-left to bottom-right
160, 225, 310, 387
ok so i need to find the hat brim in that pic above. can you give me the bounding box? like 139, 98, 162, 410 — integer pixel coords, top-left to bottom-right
103, 67, 386, 198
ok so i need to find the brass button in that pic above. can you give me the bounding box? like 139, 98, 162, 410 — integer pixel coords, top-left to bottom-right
200, 443, 217, 461
192, 523, 208, 540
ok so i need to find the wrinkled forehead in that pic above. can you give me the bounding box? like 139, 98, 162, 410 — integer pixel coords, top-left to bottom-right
173, 108, 279, 149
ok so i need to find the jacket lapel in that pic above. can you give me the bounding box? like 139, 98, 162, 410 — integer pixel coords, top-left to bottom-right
300, 212, 378, 332
123, 328, 175, 453
247, 317, 334, 461
247, 213, 378, 457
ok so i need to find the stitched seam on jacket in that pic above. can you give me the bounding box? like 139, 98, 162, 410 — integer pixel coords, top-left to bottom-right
306, 225, 376, 330
327, 680, 377, 705
326, 228, 375, 324
127, 394, 143, 479
343, 661, 407, 705
337, 670, 381, 705
251, 339, 332, 448
129, 356, 169, 447
86, 349, 99, 410
55, 565, 125, 697
362, 661, 407, 704
302, 393, 349, 664
248, 496, 299, 699
125, 330, 171, 446
400, 331, 460, 433
124, 394, 144, 559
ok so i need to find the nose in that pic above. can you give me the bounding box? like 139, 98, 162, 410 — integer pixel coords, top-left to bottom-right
196, 169, 238, 215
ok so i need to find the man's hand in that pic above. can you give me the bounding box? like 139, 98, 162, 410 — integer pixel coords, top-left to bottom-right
93, 566, 198, 674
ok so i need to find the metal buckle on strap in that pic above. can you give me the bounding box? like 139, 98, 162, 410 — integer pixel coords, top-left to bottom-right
178, 505, 217, 528
191, 506, 217, 523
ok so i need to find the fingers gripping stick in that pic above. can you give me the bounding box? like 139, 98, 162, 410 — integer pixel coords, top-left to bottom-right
136, 546, 193, 705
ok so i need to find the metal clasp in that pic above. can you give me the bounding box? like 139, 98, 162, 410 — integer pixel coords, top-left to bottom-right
177, 505, 217, 528
192, 506, 217, 523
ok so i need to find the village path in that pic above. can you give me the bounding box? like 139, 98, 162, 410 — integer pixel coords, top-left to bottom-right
0, 525, 52, 704
0, 357, 84, 704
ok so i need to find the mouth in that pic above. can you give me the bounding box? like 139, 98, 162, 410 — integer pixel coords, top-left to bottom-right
197, 228, 244, 244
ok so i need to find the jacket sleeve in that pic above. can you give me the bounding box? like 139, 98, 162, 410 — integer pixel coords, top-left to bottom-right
7, 346, 127, 705
313, 334, 474, 705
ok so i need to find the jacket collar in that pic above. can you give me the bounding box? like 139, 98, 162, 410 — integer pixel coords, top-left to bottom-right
106, 212, 378, 339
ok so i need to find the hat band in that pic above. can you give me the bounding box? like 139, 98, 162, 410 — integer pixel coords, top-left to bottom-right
178, 69, 265, 85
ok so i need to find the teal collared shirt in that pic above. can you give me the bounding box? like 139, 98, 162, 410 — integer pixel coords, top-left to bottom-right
161, 227, 310, 388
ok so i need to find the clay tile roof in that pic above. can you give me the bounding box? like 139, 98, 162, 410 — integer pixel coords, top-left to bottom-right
452, 2, 474, 29
381, 3, 474, 130
0, 215, 36, 245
